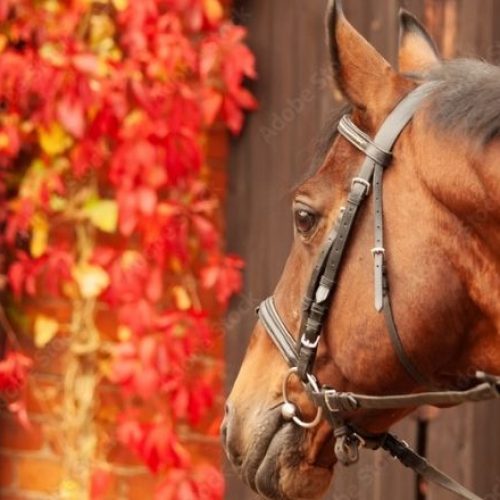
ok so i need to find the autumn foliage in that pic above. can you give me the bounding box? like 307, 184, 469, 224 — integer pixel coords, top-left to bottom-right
0, 0, 255, 497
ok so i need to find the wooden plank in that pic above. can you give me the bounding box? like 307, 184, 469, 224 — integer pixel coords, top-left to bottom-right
422, 0, 457, 58
225, 1, 274, 498
401, 0, 426, 21
427, 401, 500, 500
292, 0, 334, 178
469, 401, 500, 498
426, 406, 474, 500
493, 0, 500, 63
455, 0, 494, 58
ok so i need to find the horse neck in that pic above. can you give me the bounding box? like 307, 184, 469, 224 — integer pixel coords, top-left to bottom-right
429, 137, 500, 376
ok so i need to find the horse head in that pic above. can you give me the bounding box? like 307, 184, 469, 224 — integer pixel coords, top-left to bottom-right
222, 1, 500, 498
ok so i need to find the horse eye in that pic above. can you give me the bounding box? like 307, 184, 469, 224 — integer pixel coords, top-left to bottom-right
294, 208, 317, 235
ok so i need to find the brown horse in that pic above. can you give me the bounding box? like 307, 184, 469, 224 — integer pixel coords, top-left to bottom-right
222, 1, 500, 499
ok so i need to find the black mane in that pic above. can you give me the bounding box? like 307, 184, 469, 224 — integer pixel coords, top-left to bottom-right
426, 59, 500, 145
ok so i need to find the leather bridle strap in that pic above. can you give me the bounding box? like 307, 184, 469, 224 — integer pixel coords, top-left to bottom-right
257, 297, 298, 366
339, 84, 439, 386
258, 298, 500, 411
257, 298, 500, 411
312, 372, 500, 411
378, 433, 483, 500
296, 82, 438, 384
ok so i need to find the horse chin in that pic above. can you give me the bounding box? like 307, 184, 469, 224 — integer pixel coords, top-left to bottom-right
238, 415, 334, 500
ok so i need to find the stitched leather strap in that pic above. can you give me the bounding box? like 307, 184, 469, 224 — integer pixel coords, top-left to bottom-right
338, 115, 392, 166
313, 374, 500, 412
257, 297, 297, 366
338, 84, 438, 386
258, 297, 500, 412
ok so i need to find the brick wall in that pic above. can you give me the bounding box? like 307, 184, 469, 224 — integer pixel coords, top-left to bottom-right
0, 127, 229, 500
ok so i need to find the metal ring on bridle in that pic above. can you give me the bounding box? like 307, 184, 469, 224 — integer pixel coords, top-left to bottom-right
281, 367, 323, 429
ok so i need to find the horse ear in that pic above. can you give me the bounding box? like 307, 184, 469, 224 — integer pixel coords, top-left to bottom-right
399, 9, 440, 74
326, 0, 399, 112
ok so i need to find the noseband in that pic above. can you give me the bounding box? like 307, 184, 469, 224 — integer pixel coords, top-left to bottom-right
257, 82, 500, 500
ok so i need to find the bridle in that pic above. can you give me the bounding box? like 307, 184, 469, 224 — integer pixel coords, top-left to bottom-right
256, 82, 500, 500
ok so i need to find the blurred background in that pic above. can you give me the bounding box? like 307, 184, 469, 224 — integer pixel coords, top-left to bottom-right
0, 0, 254, 498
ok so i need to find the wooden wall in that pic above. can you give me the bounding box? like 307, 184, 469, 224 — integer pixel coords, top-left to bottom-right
225, 1, 500, 499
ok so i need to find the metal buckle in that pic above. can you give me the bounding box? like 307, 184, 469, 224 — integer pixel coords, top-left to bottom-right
281, 368, 323, 429
334, 430, 366, 465
324, 389, 340, 413
315, 284, 330, 304
351, 177, 371, 195
323, 389, 358, 413
300, 334, 320, 350
351, 432, 366, 449
371, 247, 385, 257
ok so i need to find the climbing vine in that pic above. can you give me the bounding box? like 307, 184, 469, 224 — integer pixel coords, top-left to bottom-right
0, 0, 255, 497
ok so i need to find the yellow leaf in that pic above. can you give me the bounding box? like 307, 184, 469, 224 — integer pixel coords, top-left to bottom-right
0, 132, 9, 149
34, 315, 59, 348
50, 195, 67, 212
44, 0, 62, 14
112, 0, 128, 11
90, 14, 115, 46
60, 478, 81, 498
117, 325, 132, 341
73, 264, 109, 299
62, 281, 78, 299
0, 34, 8, 54
204, 0, 223, 22
169, 257, 183, 274
122, 250, 140, 268
39, 123, 72, 156
39, 42, 66, 66
98, 359, 114, 380
83, 199, 118, 233
30, 214, 49, 258
172, 286, 192, 311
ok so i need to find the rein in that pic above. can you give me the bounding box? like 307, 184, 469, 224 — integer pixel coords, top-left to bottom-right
256, 82, 500, 500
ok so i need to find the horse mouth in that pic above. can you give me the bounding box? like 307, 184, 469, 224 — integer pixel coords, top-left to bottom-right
227, 408, 335, 499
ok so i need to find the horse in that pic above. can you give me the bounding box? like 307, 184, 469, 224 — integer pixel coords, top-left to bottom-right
222, 1, 500, 499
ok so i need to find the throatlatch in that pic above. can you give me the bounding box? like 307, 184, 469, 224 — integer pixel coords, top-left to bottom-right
256, 82, 500, 500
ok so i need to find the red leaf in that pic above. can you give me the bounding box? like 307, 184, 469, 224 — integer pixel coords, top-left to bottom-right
117, 418, 145, 452
201, 88, 223, 126
90, 470, 112, 500
8, 401, 31, 430
222, 97, 244, 135
0, 351, 32, 394
146, 266, 163, 302
57, 97, 86, 138
137, 187, 157, 216
72, 53, 99, 75
7, 262, 25, 298
191, 215, 219, 249
201, 255, 244, 306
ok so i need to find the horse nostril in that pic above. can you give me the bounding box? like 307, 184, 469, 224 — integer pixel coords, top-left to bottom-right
221, 401, 243, 466
221, 401, 232, 444
221, 418, 228, 442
